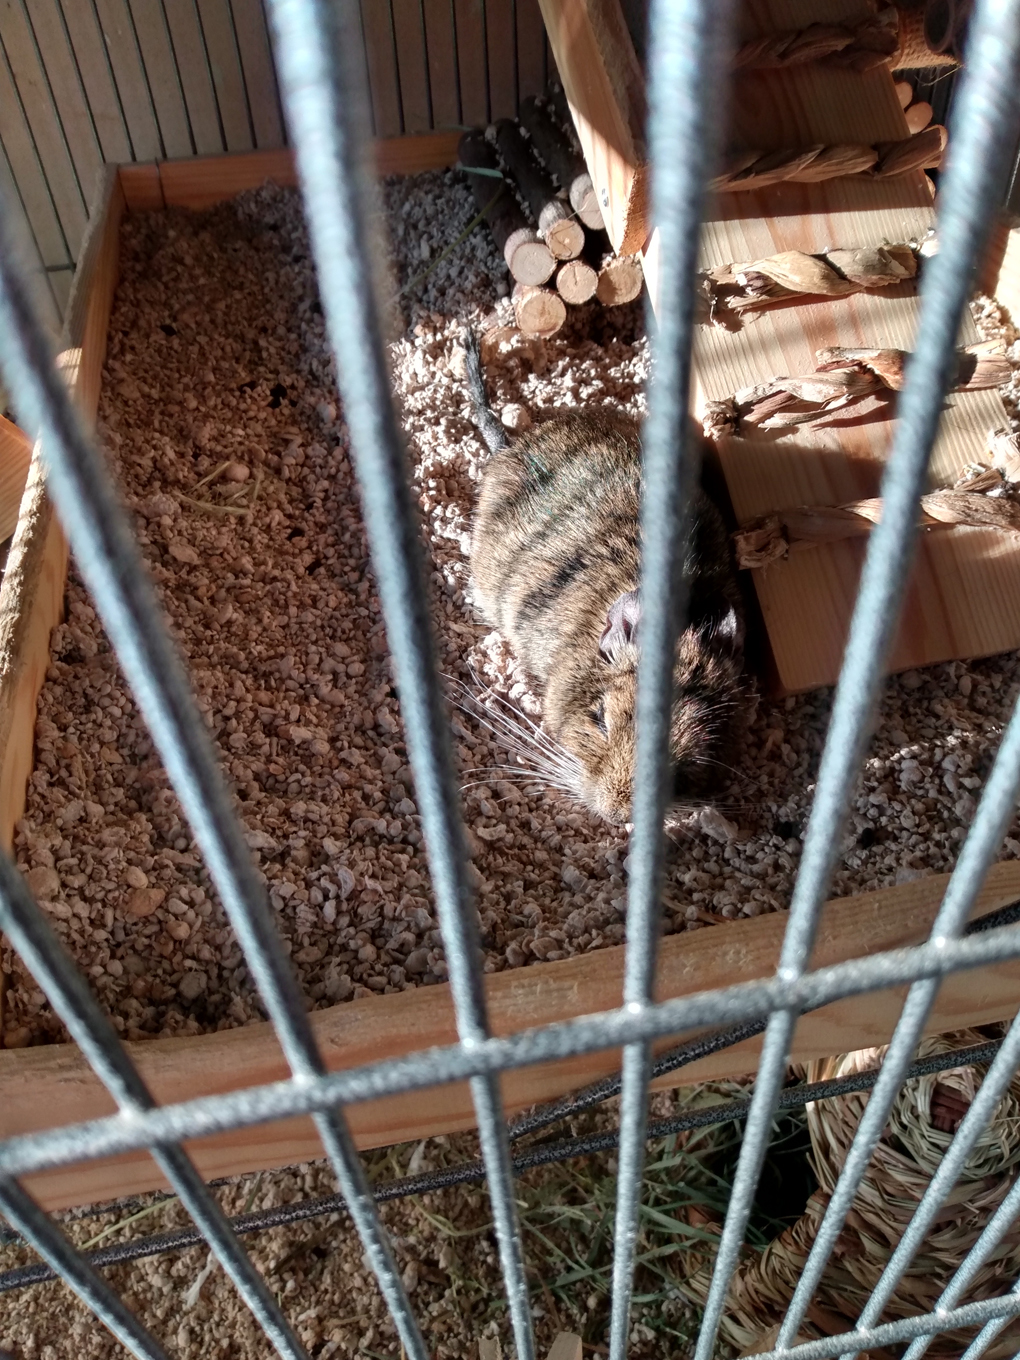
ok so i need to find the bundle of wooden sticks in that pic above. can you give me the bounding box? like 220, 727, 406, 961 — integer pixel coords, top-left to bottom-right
458, 90, 644, 339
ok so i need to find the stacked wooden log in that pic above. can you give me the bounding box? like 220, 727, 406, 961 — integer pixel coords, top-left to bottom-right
458, 93, 644, 339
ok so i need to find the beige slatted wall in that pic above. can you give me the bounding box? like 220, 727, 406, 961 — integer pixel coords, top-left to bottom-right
0, 0, 552, 329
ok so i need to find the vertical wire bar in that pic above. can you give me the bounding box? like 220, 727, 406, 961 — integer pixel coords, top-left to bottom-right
694, 0, 1020, 1349
902, 1178, 1020, 1360
0, 1178, 169, 1360
0, 133, 427, 1360
779, 669, 1020, 1345
264, 0, 533, 1353
0, 854, 310, 1360
607, 0, 731, 1354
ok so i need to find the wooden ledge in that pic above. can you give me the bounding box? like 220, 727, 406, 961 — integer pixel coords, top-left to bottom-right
118, 133, 464, 212
5, 861, 1020, 1211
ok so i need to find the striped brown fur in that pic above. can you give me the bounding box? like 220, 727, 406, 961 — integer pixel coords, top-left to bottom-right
468, 393, 746, 823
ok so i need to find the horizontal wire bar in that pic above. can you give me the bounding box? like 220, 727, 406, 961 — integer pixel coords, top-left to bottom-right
743, 1293, 1020, 1360
0, 1039, 1004, 1294
2, 920, 1020, 1182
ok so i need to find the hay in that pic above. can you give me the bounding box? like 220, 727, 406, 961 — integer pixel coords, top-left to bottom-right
681, 1030, 1020, 1358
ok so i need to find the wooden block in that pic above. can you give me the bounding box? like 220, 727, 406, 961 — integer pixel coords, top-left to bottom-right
546, 1336, 583, 1360
152, 134, 463, 211
0, 417, 32, 546
6, 860, 1020, 1211
988, 219, 1020, 325
118, 162, 165, 212
159, 148, 298, 208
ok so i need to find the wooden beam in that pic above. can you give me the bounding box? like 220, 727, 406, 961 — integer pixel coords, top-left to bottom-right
536, 0, 647, 254
0, 167, 123, 853
0, 416, 31, 546
5, 861, 1020, 1211
142, 132, 464, 212
986, 217, 1020, 325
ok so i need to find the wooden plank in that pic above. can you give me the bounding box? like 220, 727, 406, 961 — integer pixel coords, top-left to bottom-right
92, 0, 164, 160
21, 0, 105, 201
54, 0, 133, 163
374, 127, 461, 174
7, 860, 1020, 1211
0, 0, 88, 254
516, 0, 547, 103
361, 0, 403, 137
158, 144, 294, 206
228, 0, 285, 148
194, 0, 253, 151
391, 0, 432, 133
118, 159, 164, 209
125, 0, 194, 157
422, 0, 461, 129
0, 33, 70, 269
160, 0, 223, 155
485, 0, 517, 118
454, 0, 488, 125
154, 133, 461, 209
0, 166, 123, 854
0, 416, 32, 545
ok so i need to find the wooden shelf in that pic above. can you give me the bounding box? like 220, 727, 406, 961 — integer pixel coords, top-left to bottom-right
539, 0, 1020, 693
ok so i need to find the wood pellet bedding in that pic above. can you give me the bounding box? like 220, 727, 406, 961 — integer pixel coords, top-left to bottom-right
5, 170, 1020, 1048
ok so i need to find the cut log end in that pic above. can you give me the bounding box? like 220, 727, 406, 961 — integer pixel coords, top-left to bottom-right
556, 259, 598, 305
544, 216, 586, 260
513, 284, 567, 338
505, 228, 556, 286
596, 255, 644, 306
570, 179, 605, 231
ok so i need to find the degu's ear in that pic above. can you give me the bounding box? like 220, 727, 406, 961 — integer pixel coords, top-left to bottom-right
599, 590, 641, 661
705, 604, 745, 657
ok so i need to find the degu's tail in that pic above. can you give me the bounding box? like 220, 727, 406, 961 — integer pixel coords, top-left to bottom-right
461, 328, 509, 456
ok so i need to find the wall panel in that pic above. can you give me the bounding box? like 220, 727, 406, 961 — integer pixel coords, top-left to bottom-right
0, 0, 549, 323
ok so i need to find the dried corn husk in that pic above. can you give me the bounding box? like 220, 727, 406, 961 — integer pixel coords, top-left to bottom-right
680, 1030, 1020, 1360
701, 243, 919, 321
706, 344, 1010, 436
732, 8, 899, 71
713, 128, 946, 195
786, 142, 879, 181
874, 123, 947, 176
732, 464, 1020, 569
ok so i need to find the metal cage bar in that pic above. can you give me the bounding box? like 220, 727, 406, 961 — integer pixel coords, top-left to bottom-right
0, 0, 1017, 1354
608, 0, 731, 1352
265, 0, 533, 1354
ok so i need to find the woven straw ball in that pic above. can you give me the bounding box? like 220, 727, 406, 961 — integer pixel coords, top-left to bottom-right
682, 1030, 1020, 1358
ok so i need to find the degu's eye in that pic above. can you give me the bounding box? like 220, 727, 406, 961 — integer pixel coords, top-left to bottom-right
591, 700, 608, 736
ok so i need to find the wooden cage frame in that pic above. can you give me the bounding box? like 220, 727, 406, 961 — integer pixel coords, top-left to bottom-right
0, 134, 1019, 1214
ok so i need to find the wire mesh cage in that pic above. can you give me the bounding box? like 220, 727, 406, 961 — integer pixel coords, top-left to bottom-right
0, 0, 1019, 1357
